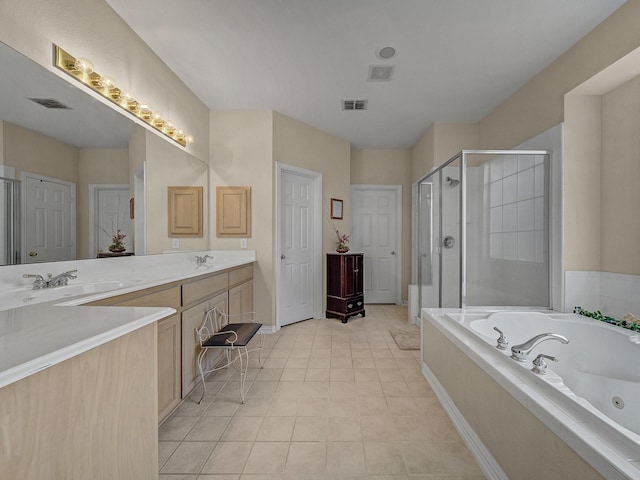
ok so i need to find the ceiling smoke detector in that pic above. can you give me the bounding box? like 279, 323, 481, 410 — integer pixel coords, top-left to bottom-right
376, 46, 396, 59
27, 98, 72, 109
342, 99, 368, 111
368, 66, 394, 82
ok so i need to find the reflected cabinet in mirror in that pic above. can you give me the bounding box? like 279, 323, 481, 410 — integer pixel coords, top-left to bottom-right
0, 41, 208, 265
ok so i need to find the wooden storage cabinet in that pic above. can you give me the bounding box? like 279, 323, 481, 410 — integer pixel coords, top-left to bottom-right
85, 263, 254, 423
326, 253, 365, 323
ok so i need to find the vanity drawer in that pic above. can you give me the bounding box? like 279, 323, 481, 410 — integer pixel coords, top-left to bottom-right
182, 272, 228, 306
114, 286, 181, 310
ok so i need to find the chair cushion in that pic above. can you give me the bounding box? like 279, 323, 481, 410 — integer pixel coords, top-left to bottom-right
203, 322, 262, 347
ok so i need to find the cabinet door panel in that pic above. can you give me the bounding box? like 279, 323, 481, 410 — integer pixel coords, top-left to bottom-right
181, 292, 228, 397
228, 280, 253, 318
157, 314, 181, 422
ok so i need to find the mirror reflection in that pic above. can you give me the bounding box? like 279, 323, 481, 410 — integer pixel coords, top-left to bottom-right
0, 41, 137, 265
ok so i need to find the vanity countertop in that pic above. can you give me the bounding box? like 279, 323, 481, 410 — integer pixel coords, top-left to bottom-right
0, 304, 174, 389
0, 250, 256, 389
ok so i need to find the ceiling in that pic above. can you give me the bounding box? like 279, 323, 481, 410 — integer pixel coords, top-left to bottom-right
105, 0, 625, 149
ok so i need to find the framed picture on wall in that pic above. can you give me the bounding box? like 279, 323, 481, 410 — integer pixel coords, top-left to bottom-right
331, 198, 343, 219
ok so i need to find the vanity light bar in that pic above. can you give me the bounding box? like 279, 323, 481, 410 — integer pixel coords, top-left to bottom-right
53, 45, 193, 148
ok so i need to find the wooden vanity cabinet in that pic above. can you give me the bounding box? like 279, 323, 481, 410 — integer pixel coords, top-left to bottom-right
85, 263, 254, 423
88, 284, 182, 422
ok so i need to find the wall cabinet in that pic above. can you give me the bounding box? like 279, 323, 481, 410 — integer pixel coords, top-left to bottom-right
86, 263, 254, 423
326, 253, 365, 323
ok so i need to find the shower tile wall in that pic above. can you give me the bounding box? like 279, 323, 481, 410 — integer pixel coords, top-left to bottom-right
488, 155, 546, 263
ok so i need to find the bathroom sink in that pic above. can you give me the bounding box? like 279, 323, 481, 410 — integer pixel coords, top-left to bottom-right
0, 280, 140, 311
30, 280, 135, 298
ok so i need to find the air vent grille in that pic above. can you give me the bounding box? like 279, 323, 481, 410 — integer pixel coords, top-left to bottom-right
368, 65, 394, 81
27, 98, 72, 109
342, 99, 368, 111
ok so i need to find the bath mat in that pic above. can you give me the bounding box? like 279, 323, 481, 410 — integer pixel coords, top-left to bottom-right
389, 325, 420, 350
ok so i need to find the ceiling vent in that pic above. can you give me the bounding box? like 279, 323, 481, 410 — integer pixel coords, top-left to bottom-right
27, 98, 72, 109
342, 99, 368, 111
368, 65, 394, 81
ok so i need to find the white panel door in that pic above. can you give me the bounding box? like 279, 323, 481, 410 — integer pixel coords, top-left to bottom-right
279, 170, 315, 326
23, 174, 75, 263
352, 186, 400, 304
90, 185, 131, 257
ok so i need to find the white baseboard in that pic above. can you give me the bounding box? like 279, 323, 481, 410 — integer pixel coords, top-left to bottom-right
259, 325, 278, 334
421, 362, 509, 480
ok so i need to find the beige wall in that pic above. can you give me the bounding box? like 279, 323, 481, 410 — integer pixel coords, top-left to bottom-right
77, 148, 129, 259
273, 112, 351, 312
411, 124, 435, 183
478, 0, 640, 151
601, 75, 640, 275
563, 95, 602, 271
0, 0, 209, 162
272, 111, 352, 254
351, 148, 411, 301
145, 131, 209, 255
2, 122, 79, 183
433, 123, 479, 167
410, 123, 479, 183
210, 110, 274, 326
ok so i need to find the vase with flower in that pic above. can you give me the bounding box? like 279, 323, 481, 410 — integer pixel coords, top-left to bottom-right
108, 229, 127, 253
335, 230, 350, 253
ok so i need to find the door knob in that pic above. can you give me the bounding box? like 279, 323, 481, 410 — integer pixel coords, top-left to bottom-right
29, 251, 38, 257
280, 254, 286, 259
390, 251, 396, 255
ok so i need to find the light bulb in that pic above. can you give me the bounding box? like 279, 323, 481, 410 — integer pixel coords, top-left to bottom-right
74, 57, 94, 74
185, 134, 194, 144
152, 112, 165, 127
98, 75, 117, 90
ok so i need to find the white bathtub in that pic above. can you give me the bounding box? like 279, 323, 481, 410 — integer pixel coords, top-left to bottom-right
423, 308, 640, 480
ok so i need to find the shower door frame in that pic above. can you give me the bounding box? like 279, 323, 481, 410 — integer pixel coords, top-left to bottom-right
416, 149, 551, 309
0, 176, 21, 265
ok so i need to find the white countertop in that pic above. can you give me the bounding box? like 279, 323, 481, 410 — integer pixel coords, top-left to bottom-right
0, 250, 256, 389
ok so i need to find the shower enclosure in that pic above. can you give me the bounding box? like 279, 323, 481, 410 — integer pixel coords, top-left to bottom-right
416, 150, 550, 310
0, 177, 20, 265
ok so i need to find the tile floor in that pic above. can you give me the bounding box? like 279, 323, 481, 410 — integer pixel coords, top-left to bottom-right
158, 305, 486, 479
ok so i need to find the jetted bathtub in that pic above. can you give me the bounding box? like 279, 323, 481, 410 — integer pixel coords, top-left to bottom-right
423, 309, 640, 480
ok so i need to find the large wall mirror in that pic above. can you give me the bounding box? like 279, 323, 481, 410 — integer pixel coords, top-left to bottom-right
0, 41, 208, 266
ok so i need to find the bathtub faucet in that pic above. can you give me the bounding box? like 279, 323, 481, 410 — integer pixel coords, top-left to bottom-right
510, 333, 569, 362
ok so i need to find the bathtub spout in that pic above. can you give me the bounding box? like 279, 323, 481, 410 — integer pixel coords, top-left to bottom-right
510, 333, 569, 362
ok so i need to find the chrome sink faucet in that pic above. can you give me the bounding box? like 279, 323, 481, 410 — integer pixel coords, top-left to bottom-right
510, 333, 569, 362
22, 273, 47, 289
23, 270, 77, 289
195, 255, 213, 267
47, 270, 78, 287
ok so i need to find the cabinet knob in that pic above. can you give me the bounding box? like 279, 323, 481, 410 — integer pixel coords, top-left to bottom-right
280, 254, 286, 260
390, 251, 396, 255
29, 251, 38, 257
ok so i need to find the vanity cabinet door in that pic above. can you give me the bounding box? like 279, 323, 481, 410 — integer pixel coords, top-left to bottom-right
228, 280, 253, 318
157, 313, 181, 422
181, 291, 228, 397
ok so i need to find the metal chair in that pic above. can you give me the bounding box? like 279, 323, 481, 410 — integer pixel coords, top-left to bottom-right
195, 306, 264, 404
